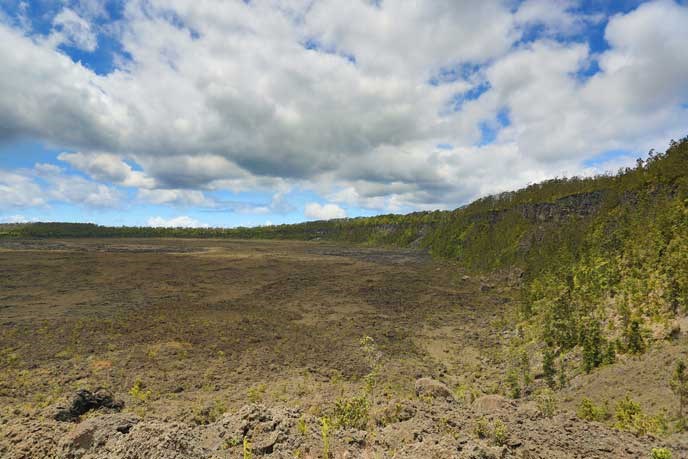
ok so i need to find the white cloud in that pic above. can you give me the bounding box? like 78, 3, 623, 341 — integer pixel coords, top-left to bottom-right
58, 152, 156, 189
304, 202, 346, 220
0, 0, 686, 215
515, 0, 602, 36
0, 163, 122, 210
0, 214, 34, 224
51, 8, 98, 51
147, 215, 209, 228
136, 188, 214, 207
0, 170, 45, 209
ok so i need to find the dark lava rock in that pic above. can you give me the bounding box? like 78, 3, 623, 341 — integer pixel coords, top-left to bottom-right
54, 389, 124, 422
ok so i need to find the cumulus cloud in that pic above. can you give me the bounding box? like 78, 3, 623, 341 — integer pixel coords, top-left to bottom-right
0, 170, 45, 209
304, 202, 347, 220
0, 0, 686, 216
58, 152, 155, 189
0, 164, 122, 210
147, 215, 209, 228
51, 7, 98, 51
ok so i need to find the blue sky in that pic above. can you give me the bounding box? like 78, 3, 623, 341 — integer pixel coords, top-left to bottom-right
0, 0, 687, 227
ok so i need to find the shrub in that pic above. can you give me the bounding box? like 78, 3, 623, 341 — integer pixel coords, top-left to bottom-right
321, 417, 332, 459
614, 396, 666, 436
332, 395, 369, 430
670, 360, 688, 417
542, 348, 556, 388
243, 437, 252, 459
129, 379, 151, 403
297, 415, 307, 435
577, 398, 609, 422
247, 383, 267, 403
505, 370, 521, 399
535, 388, 557, 418
473, 417, 490, 439
651, 447, 672, 459
192, 399, 227, 425
493, 419, 509, 446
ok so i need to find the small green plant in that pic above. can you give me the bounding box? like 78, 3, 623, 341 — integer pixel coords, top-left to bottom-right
297, 415, 307, 435
332, 395, 369, 430
473, 417, 489, 439
321, 417, 332, 459
505, 369, 521, 399
577, 398, 609, 422
651, 447, 672, 459
129, 379, 151, 403
360, 336, 382, 404
454, 383, 478, 405
492, 419, 509, 446
247, 383, 267, 403
192, 399, 227, 425
535, 388, 557, 418
243, 437, 252, 459
223, 437, 240, 448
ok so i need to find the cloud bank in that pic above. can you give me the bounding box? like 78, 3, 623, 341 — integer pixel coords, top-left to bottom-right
0, 0, 686, 221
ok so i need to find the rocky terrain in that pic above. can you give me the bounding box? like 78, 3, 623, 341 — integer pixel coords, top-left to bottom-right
1, 238, 686, 458
2, 384, 684, 458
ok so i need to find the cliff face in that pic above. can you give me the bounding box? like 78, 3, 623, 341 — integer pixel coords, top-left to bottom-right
517, 190, 605, 223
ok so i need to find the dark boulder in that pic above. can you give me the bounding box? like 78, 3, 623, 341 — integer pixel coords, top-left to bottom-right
53, 389, 124, 422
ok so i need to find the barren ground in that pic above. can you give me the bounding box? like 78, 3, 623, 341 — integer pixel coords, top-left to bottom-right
0, 238, 685, 458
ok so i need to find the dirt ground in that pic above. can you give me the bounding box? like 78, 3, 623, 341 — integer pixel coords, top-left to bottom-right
0, 238, 685, 458
0, 239, 514, 420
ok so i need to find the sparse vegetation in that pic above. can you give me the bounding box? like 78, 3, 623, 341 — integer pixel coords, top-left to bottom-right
670, 360, 688, 418
128, 379, 151, 403
332, 395, 369, 430
577, 398, 609, 422
535, 388, 557, 418
651, 447, 673, 459
614, 396, 667, 436
243, 437, 252, 459
320, 417, 332, 459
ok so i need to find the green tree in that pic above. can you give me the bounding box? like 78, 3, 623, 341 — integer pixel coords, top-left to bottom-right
625, 319, 645, 354
581, 318, 605, 373
542, 347, 556, 389
670, 360, 688, 417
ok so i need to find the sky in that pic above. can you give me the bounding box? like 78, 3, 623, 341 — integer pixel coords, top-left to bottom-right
0, 0, 687, 228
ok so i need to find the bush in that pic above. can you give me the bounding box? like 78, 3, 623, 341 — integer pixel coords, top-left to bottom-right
505, 369, 521, 399
473, 417, 490, 439
535, 388, 557, 418
670, 360, 688, 417
332, 395, 369, 430
651, 447, 672, 459
247, 383, 266, 403
614, 396, 666, 436
577, 398, 609, 422
320, 417, 332, 459
542, 348, 556, 388
493, 419, 509, 446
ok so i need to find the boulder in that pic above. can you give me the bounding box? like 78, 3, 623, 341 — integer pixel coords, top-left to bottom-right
472, 395, 510, 414
414, 378, 453, 400
53, 389, 124, 422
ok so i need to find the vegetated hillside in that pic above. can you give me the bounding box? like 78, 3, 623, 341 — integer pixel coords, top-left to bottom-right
4, 138, 688, 397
